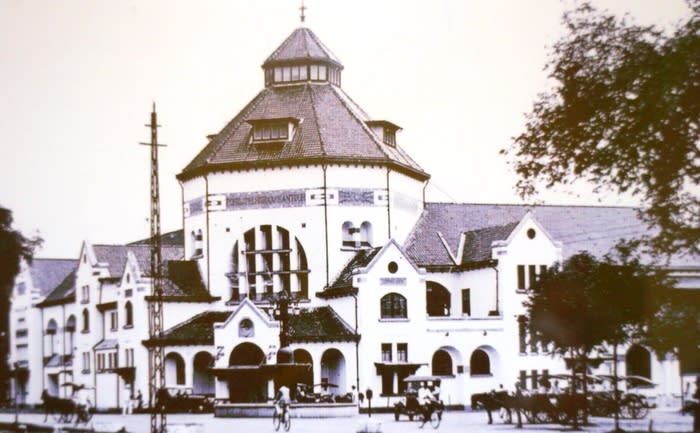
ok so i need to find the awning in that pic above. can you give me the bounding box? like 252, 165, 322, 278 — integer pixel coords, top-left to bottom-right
374, 362, 425, 376
113, 366, 136, 383
211, 363, 312, 379
94, 339, 118, 351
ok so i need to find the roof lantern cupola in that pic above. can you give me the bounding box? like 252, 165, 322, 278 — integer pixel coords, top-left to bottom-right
262, 27, 344, 88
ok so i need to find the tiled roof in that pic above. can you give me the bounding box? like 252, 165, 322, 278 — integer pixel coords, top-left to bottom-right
143, 311, 231, 347
37, 269, 76, 307
94, 339, 118, 350
263, 27, 342, 68
127, 230, 184, 247
287, 307, 359, 343
461, 222, 519, 264
28, 259, 77, 297
328, 248, 381, 290
178, 84, 427, 181
92, 244, 183, 278
404, 203, 686, 267
156, 260, 218, 301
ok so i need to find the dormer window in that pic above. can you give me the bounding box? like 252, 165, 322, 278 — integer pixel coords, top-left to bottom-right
248, 118, 299, 144
366, 120, 401, 148
264, 63, 341, 87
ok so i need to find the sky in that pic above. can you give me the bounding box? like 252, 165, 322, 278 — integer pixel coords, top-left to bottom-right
0, 0, 693, 258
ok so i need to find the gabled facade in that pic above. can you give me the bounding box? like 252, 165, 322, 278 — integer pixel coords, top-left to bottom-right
9, 21, 699, 413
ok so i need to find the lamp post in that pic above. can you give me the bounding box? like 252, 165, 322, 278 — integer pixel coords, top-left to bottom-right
273, 291, 291, 349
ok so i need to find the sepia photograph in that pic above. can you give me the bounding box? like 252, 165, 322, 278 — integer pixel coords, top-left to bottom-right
0, 1, 698, 432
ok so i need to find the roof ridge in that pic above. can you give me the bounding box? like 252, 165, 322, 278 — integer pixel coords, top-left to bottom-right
308, 84, 327, 156
425, 201, 639, 210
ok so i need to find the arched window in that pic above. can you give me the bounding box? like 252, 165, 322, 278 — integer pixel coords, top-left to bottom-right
360, 221, 373, 247
470, 349, 491, 375
380, 293, 407, 319
124, 301, 133, 327
626, 345, 651, 380
342, 221, 357, 247
82, 309, 90, 332
426, 281, 451, 317
46, 319, 57, 355
432, 350, 453, 376
66, 315, 76, 356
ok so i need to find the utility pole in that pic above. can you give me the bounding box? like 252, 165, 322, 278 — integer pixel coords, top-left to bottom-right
140, 103, 166, 433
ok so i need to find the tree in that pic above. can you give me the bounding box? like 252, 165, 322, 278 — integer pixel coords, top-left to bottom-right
503, 1, 700, 254
0, 206, 41, 404
526, 251, 667, 428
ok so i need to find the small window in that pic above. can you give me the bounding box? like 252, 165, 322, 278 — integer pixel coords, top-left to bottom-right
527, 228, 536, 239
124, 302, 133, 328
397, 343, 408, 362
381, 343, 392, 362
387, 262, 398, 274
110, 311, 118, 331
528, 265, 537, 287
239, 318, 255, 338
461, 289, 471, 316
517, 265, 525, 291
82, 309, 90, 332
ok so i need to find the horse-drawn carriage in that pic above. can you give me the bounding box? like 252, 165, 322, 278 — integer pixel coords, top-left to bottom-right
393, 376, 444, 429
471, 374, 655, 426
41, 387, 93, 424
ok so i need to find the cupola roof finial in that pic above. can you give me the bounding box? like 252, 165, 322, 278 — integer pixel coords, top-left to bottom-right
299, 0, 307, 24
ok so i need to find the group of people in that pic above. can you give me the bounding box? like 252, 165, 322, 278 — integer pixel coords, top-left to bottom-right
417, 381, 441, 406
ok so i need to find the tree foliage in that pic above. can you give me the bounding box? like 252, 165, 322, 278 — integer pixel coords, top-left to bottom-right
527, 251, 667, 358
0, 206, 41, 401
503, 1, 700, 254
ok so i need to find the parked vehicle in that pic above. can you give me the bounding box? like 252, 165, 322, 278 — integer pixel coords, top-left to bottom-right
155, 388, 214, 413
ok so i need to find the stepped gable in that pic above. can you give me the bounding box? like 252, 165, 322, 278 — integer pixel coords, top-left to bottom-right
36, 269, 76, 307
286, 306, 359, 343
405, 203, 656, 267
143, 311, 231, 346
28, 258, 77, 297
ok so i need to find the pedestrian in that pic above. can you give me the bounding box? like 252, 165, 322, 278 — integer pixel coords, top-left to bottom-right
136, 390, 143, 410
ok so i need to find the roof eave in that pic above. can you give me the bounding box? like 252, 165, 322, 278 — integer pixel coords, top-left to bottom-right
177, 158, 430, 183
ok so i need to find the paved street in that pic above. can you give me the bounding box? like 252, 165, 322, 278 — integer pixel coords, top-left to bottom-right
0, 408, 694, 433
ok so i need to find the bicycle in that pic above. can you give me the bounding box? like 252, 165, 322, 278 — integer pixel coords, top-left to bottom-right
272, 402, 291, 432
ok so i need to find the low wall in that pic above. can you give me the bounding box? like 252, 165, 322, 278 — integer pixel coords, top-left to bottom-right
214, 402, 358, 418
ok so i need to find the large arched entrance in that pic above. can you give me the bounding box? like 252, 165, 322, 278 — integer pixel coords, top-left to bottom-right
228, 342, 266, 402
294, 349, 314, 388
320, 349, 346, 395
165, 352, 186, 386
192, 351, 215, 395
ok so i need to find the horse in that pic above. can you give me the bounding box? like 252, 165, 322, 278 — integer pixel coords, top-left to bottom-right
471, 391, 513, 424
41, 390, 76, 422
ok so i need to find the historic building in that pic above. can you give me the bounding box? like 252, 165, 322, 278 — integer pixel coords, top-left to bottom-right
9, 23, 698, 412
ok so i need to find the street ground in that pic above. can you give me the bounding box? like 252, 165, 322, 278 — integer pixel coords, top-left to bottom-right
0, 408, 693, 433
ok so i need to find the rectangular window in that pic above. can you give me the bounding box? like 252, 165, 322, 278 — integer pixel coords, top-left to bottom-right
318, 65, 327, 80
282, 66, 291, 82
110, 311, 118, 331
381, 343, 392, 362
461, 289, 471, 316
97, 353, 104, 371
274, 67, 282, 82
299, 66, 308, 80
517, 265, 525, 291
528, 265, 537, 288
291, 66, 300, 81
310, 65, 318, 80
82, 285, 90, 303
518, 315, 526, 354
540, 265, 547, 277
531, 370, 539, 390
519, 370, 527, 389
82, 352, 90, 373
397, 343, 408, 363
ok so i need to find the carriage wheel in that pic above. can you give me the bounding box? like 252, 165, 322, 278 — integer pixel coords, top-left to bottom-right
429, 411, 440, 429
625, 399, 648, 419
